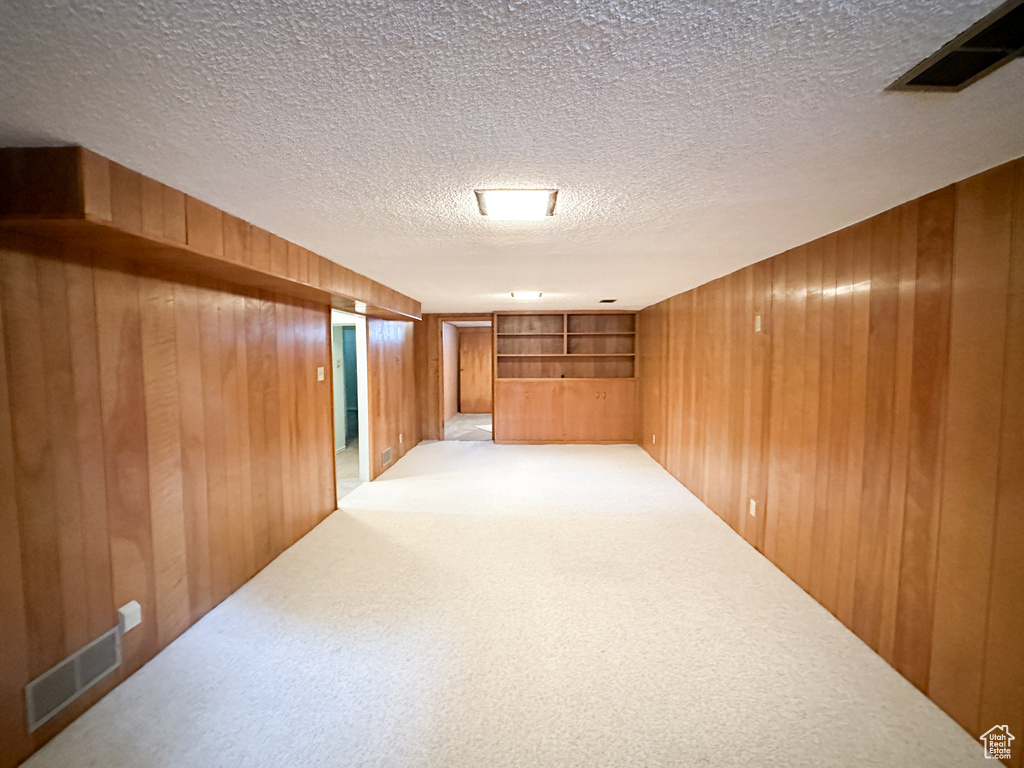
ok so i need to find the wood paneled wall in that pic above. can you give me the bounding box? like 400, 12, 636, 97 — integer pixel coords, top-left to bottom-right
443, 323, 459, 421
0, 231, 337, 768
413, 314, 493, 442
0, 146, 421, 320
638, 157, 1024, 762
368, 318, 420, 480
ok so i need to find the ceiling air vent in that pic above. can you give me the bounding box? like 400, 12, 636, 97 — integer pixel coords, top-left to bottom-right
889, 0, 1024, 91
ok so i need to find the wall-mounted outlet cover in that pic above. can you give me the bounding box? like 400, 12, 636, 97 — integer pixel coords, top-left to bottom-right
317, 366, 325, 381
652, 434, 656, 444
399, 433, 403, 444
118, 601, 142, 635
749, 499, 757, 517
754, 315, 762, 332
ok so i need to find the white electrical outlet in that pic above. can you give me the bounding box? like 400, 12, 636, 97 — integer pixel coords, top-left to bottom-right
317, 366, 325, 381
118, 600, 142, 635
754, 315, 762, 332
749, 499, 757, 517
399, 433, 403, 444
652, 434, 656, 444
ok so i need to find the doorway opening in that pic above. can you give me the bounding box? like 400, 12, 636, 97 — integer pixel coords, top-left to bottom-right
331, 310, 369, 503
442, 320, 493, 441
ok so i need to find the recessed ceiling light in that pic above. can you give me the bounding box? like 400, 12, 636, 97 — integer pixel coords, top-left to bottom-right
476, 190, 557, 221
511, 291, 542, 300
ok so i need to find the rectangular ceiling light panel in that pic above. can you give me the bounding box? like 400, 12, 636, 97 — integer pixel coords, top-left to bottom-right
475, 190, 557, 220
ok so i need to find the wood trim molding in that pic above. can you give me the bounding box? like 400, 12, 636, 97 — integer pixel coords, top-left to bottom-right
0, 147, 421, 321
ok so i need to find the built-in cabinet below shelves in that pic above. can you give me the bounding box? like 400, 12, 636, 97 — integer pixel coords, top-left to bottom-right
494, 379, 637, 443
493, 311, 637, 444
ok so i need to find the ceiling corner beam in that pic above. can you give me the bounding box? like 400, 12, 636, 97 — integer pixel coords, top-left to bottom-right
0, 146, 421, 321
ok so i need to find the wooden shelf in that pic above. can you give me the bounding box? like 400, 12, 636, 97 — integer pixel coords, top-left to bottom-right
493, 310, 637, 381
497, 353, 633, 358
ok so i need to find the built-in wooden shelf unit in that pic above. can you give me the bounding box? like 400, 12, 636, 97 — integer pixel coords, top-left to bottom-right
492, 311, 638, 444
494, 311, 636, 379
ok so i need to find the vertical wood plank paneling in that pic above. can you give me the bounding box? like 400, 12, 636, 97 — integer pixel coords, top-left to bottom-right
808, 235, 836, 598
36, 256, 90, 654
245, 294, 271, 570
277, 300, 298, 543
750, 260, 773, 553
185, 198, 224, 257
725, 274, 746, 529
638, 155, 1024, 754
139, 270, 190, 647
2, 244, 66, 675
820, 227, 854, 615
261, 292, 285, 557
930, 164, 1015, 734
796, 243, 822, 590
837, 221, 871, 627
250, 228, 271, 273
367, 318, 419, 480
876, 201, 918, 662
63, 253, 115, 640
79, 149, 112, 222
173, 278, 212, 623
852, 209, 901, 650
219, 288, 245, 587
161, 187, 187, 245
109, 164, 143, 234
140, 177, 165, 239
0, 242, 32, 765
233, 293, 255, 576
764, 255, 786, 564
315, 305, 335, 516
1, 231, 363, 768
198, 283, 231, 606
93, 262, 158, 672
893, 187, 956, 690
980, 159, 1024, 767
223, 216, 251, 266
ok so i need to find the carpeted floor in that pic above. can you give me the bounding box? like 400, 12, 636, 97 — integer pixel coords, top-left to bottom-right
24, 443, 987, 767
444, 412, 493, 441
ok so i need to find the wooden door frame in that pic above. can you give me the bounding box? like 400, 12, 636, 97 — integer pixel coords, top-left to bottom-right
417, 313, 493, 441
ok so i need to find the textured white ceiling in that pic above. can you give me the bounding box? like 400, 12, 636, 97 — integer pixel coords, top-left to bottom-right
2, 1, 1023, 313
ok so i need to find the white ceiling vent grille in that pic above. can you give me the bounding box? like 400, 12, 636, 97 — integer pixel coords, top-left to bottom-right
890, 0, 1024, 91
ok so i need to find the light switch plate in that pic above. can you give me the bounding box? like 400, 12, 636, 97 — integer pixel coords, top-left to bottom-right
317, 366, 325, 381
118, 601, 142, 635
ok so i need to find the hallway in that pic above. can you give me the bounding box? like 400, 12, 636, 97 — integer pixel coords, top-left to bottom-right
22, 443, 984, 767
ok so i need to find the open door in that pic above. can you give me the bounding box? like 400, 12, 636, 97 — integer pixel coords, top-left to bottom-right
331, 310, 369, 503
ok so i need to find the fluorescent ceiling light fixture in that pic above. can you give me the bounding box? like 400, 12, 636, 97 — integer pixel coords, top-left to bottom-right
511, 291, 542, 300
476, 189, 557, 220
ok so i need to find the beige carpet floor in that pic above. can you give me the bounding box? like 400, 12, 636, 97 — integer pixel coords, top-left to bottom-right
24, 442, 988, 767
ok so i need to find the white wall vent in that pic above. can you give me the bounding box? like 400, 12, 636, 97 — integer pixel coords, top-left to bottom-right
25, 627, 121, 731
